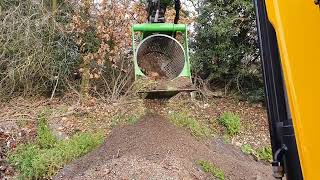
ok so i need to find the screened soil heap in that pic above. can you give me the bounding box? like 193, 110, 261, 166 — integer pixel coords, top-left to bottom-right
54, 114, 273, 180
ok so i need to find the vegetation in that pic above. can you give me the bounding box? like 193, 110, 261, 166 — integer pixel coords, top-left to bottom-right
192, 0, 263, 102
0, 0, 145, 101
256, 147, 273, 162
241, 144, 255, 155
8, 114, 104, 179
241, 144, 273, 162
37, 115, 58, 149
0, 0, 78, 98
218, 112, 241, 136
0, 0, 263, 102
169, 111, 211, 138
111, 114, 143, 127
197, 160, 225, 180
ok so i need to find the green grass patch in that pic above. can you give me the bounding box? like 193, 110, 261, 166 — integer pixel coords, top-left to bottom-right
197, 160, 225, 180
111, 113, 142, 127
8, 114, 104, 179
241, 144, 255, 155
256, 147, 273, 162
169, 111, 211, 138
241, 144, 273, 162
37, 114, 58, 149
218, 112, 241, 136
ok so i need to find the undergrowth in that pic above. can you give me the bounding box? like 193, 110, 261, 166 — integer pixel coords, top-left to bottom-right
8, 113, 104, 179
241, 144, 273, 162
197, 160, 225, 180
218, 112, 241, 136
169, 111, 211, 138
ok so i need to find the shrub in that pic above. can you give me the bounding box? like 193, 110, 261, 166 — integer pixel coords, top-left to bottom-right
192, 0, 264, 101
218, 112, 241, 136
0, 1, 79, 99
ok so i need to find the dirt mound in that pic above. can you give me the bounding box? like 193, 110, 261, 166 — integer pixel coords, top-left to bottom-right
54, 114, 272, 180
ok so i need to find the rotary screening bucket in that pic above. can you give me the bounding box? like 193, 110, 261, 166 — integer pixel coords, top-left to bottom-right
132, 23, 194, 99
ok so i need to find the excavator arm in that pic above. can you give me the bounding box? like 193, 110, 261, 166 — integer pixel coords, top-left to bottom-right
146, 0, 181, 23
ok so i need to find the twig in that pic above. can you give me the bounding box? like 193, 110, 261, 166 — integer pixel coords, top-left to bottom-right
11, 113, 35, 119
52, 110, 76, 119
50, 75, 59, 101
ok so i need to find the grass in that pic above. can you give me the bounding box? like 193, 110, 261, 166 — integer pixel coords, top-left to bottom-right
111, 113, 142, 127
241, 144, 273, 162
197, 160, 225, 180
218, 112, 241, 136
8, 113, 104, 179
241, 144, 255, 155
256, 147, 273, 162
37, 115, 58, 149
169, 111, 211, 138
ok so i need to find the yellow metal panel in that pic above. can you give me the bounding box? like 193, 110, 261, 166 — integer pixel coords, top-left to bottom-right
265, 0, 320, 178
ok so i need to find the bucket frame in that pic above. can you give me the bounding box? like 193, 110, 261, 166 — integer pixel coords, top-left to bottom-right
132, 23, 191, 80
131, 23, 194, 98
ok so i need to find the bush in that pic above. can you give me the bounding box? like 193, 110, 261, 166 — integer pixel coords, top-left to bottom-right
0, 1, 79, 99
0, 1, 146, 100
192, 0, 264, 101
8, 115, 104, 179
218, 112, 241, 136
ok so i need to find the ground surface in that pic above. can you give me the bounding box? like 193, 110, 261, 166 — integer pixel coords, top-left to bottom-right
0, 93, 272, 179
54, 114, 272, 180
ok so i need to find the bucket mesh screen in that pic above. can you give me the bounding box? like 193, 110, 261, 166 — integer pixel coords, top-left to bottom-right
137, 35, 185, 80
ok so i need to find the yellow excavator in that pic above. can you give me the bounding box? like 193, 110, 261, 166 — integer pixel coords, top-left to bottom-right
254, 0, 320, 179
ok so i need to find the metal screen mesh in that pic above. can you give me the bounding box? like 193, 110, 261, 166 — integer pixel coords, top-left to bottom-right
136, 35, 185, 80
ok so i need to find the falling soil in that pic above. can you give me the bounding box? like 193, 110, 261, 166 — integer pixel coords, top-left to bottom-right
54, 114, 272, 180
138, 52, 168, 80
154, 77, 194, 90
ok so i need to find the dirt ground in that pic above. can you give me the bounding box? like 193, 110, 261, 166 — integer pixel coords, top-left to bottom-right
0, 94, 271, 179
54, 114, 272, 180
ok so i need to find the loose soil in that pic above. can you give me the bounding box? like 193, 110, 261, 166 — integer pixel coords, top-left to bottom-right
54, 113, 272, 180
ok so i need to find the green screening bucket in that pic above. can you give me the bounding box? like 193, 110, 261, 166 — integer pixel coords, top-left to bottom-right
132, 23, 194, 99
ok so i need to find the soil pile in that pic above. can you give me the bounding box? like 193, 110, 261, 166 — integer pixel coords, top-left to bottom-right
54, 114, 272, 180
